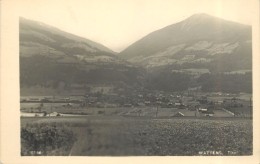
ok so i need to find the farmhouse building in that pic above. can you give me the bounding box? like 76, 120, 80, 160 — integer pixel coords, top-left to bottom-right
198, 108, 207, 112
202, 110, 214, 117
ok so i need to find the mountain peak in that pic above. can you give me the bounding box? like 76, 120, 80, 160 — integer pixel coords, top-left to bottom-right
183, 13, 250, 28
179, 13, 220, 32
188, 13, 214, 19
120, 13, 252, 66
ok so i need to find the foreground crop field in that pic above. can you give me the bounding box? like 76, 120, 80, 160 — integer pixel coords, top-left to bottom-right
21, 116, 252, 156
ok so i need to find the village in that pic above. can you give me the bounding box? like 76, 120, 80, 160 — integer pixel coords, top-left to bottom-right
20, 90, 252, 118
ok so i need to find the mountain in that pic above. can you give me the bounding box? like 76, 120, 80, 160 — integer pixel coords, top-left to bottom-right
120, 13, 252, 72
20, 18, 145, 95
20, 17, 116, 60
20, 14, 252, 95
119, 13, 252, 93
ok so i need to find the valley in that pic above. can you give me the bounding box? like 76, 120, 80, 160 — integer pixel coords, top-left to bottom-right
19, 13, 253, 156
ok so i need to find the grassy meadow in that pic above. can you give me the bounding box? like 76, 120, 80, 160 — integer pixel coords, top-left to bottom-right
21, 116, 252, 156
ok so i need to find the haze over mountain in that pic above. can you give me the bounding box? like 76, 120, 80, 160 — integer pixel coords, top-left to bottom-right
120, 13, 252, 72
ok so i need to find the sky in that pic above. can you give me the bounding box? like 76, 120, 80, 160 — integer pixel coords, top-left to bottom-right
15, 0, 257, 52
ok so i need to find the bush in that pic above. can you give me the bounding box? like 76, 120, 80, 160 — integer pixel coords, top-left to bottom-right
21, 123, 77, 156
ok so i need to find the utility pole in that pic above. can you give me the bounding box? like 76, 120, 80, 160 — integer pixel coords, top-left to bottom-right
51, 95, 54, 113
155, 105, 159, 118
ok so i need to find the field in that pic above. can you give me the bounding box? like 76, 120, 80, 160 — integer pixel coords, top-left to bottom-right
20, 102, 236, 118
21, 116, 252, 156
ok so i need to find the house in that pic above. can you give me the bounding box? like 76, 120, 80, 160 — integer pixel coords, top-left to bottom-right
144, 101, 151, 106
175, 102, 181, 106
216, 100, 223, 105
49, 112, 61, 117
202, 111, 214, 117
198, 108, 208, 112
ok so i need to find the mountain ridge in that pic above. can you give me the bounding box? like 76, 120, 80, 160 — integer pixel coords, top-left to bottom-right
20, 17, 115, 54
119, 13, 251, 72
